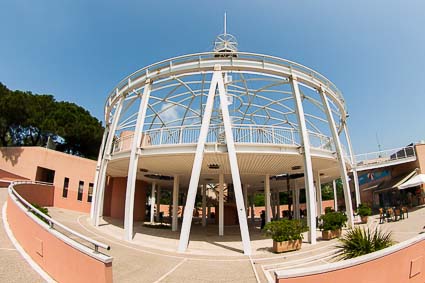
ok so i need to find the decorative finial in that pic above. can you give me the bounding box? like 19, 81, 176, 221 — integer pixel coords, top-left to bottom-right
213, 12, 238, 55
224, 12, 227, 35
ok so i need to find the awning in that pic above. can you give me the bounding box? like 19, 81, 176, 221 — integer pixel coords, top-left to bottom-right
373, 170, 417, 193
398, 174, 425, 190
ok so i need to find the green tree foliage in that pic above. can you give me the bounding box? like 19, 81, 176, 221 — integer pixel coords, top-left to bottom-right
0, 82, 103, 159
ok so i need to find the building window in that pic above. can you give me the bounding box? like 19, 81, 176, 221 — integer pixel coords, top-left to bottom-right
77, 181, 84, 201
62, 177, 69, 198
36, 166, 55, 183
88, 183, 94, 203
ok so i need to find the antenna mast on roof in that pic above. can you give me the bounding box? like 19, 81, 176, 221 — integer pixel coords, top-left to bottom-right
224, 12, 227, 35
214, 12, 238, 56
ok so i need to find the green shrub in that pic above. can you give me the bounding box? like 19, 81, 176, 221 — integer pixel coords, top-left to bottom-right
31, 203, 50, 224
263, 219, 308, 242
338, 226, 393, 259
356, 203, 372, 217
324, 206, 334, 214
319, 211, 347, 231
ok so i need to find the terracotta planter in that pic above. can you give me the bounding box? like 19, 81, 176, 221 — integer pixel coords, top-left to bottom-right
360, 216, 368, 224
273, 239, 302, 253
322, 229, 342, 240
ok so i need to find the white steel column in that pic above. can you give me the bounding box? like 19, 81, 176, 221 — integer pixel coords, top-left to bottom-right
156, 185, 161, 222
250, 193, 255, 223
219, 174, 224, 236
90, 127, 108, 221
344, 124, 361, 207
275, 189, 278, 220
172, 175, 180, 231
124, 81, 152, 240
150, 183, 156, 223
315, 172, 322, 216
179, 67, 252, 255
319, 88, 354, 227
178, 69, 220, 252
93, 97, 124, 226
295, 187, 301, 219
217, 73, 252, 255
244, 185, 249, 217
333, 180, 338, 211
201, 184, 207, 227
290, 75, 317, 244
265, 174, 271, 223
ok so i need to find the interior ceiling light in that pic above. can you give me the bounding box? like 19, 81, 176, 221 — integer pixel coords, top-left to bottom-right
144, 174, 174, 181
208, 164, 220, 169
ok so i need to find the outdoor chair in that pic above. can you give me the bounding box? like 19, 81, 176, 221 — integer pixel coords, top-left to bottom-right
379, 208, 385, 224
386, 208, 394, 222
394, 208, 401, 221
402, 207, 408, 219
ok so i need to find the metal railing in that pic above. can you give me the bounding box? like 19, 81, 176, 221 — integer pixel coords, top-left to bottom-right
112, 124, 337, 153
8, 181, 110, 254
354, 146, 416, 168
105, 52, 346, 117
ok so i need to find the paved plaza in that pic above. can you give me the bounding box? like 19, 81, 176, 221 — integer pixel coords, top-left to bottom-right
3, 184, 425, 283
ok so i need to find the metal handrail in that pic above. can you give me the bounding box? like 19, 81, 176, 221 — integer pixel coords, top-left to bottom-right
8, 181, 110, 253
355, 146, 416, 167
112, 124, 338, 154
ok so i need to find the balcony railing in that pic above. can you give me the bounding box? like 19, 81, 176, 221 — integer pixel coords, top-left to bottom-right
112, 124, 335, 154
354, 146, 416, 169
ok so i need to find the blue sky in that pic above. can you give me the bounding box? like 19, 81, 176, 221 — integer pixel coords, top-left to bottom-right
1, 0, 424, 154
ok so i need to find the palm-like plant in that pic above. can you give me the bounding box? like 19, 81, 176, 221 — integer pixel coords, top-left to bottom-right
338, 226, 393, 259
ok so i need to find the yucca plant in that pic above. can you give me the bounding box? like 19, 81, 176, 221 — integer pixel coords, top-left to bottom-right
338, 226, 393, 259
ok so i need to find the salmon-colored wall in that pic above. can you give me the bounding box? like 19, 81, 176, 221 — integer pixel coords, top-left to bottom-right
14, 184, 54, 207
7, 193, 112, 283
276, 238, 425, 283
103, 177, 147, 221
0, 147, 96, 213
415, 144, 425, 174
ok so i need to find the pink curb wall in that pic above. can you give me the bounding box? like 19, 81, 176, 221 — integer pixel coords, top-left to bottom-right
7, 193, 113, 283
276, 238, 425, 283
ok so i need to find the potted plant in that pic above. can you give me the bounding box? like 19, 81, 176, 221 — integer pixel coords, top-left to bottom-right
356, 204, 372, 224
319, 211, 347, 240
263, 219, 308, 253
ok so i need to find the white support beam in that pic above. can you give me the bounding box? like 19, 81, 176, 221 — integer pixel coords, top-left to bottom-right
244, 185, 249, 217
295, 186, 301, 219
178, 70, 220, 252
90, 127, 109, 221
219, 174, 224, 236
150, 183, 156, 223
124, 81, 152, 240
333, 180, 338, 212
275, 189, 280, 220
290, 75, 317, 244
250, 193, 255, 224
344, 124, 361, 207
217, 73, 252, 255
93, 98, 124, 226
315, 172, 322, 216
156, 185, 161, 222
265, 174, 271, 223
172, 175, 180, 231
319, 88, 354, 228
201, 184, 206, 227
